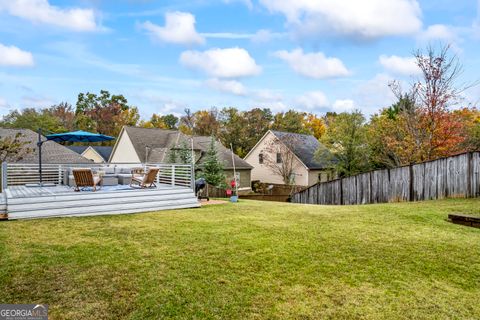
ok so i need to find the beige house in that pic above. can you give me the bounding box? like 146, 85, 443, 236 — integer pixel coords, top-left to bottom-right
244, 130, 334, 187
67, 146, 113, 163
109, 126, 253, 188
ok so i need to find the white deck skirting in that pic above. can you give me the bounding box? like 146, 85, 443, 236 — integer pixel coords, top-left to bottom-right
1, 184, 200, 220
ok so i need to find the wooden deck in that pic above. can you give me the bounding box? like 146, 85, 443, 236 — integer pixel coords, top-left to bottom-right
1, 184, 200, 220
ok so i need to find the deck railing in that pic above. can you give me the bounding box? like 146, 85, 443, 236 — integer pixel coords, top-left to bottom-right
1, 162, 194, 191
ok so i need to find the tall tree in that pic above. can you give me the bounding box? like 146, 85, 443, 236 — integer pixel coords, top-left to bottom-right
271, 110, 308, 134
75, 90, 134, 138
200, 136, 226, 188
317, 111, 370, 177
0, 132, 32, 162
0, 108, 65, 133
218, 107, 248, 157
303, 113, 326, 139
379, 45, 475, 164
193, 108, 220, 136
47, 102, 76, 132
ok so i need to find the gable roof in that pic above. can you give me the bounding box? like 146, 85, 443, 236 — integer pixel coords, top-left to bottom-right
0, 128, 91, 164
193, 136, 253, 170
117, 126, 252, 170
270, 130, 329, 170
67, 146, 113, 162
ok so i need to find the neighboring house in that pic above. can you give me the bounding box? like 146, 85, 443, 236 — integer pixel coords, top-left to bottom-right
0, 128, 91, 164
109, 126, 253, 188
244, 130, 334, 187
67, 146, 113, 163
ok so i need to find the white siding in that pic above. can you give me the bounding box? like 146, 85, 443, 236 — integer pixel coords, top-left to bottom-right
110, 131, 141, 163
244, 131, 309, 186
82, 147, 105, 163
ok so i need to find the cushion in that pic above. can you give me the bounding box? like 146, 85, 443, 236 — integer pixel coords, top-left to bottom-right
102, 167, 115, 174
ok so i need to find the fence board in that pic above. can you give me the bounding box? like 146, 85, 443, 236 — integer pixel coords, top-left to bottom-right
293, 151, 480, 205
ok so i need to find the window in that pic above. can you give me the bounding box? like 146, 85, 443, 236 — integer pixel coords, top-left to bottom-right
276, 153, 282, 163
259, 153, 264, 164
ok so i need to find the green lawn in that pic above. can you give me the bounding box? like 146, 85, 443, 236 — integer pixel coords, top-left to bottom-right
1, 199, 479, 319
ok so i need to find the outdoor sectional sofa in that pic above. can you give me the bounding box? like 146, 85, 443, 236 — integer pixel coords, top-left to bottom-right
64, 166, 142, 187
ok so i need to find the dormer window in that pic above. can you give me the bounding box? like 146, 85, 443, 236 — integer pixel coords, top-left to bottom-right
276, 153, 282, 163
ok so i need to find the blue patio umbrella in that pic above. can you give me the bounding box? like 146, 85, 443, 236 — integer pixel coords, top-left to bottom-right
46, 130, 115, 143
33, 129, 115, 186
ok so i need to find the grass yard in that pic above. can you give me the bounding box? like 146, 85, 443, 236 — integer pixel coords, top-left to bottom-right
1, 199, 479, 319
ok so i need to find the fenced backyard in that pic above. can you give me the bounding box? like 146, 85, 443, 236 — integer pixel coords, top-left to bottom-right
293, 151, 480, 205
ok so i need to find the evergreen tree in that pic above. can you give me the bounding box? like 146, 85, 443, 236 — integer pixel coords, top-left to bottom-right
178, 140, 192, 164
166, 148, 177, 163
200, 136, 226, 187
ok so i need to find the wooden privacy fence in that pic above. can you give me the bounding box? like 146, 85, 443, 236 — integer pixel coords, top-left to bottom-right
292, 151, 480, 205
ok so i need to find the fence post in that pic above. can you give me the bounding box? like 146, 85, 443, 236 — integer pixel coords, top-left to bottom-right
467, 152, 473, 198
409, 164, 414, 202
171, 165, 176, 186
340, 178, 344, 205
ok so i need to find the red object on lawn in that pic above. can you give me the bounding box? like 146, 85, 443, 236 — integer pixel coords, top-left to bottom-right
226, 189, 232, 196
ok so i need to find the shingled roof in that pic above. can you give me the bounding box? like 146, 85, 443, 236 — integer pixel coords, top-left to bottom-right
0, 128, 91, 164
120, 126, 252, 170
270, 131, 329, 170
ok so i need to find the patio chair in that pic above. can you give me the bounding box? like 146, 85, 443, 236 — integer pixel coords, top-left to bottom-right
130, 167, 159, 189
72, 168, 102, 192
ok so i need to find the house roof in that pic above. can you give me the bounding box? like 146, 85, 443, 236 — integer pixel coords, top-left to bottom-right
270, 130, 329, 170
0, 128, 92, 164
120, 126, 252, 170
67, 146, 113, 161
193, 136, 253, 170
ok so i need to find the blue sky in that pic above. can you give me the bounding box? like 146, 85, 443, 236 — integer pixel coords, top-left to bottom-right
0, 0, 479, 119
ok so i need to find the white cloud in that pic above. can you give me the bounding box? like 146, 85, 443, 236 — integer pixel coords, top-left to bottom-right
0, 43, 34, 67
355, 73, 397, 114
205, 78, 248, 96
223, 0, 253, 10
251, 29, 285, 43
259, 0, 422, 39
295, 91, 329, 109
379, 55, 421, 76
274, 48, 349, 79
332, 99, 355, 112
0, 97, 7, 108
418, 24, 457, 43
140, 12, 205, 45
180, 47, 261, 78
0, 0, 98, 32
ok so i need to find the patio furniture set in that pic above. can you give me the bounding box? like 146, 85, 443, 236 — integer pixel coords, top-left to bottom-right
67, 166, 160, 191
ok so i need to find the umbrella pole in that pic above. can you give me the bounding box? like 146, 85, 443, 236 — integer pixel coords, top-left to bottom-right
37, 128, 43, 186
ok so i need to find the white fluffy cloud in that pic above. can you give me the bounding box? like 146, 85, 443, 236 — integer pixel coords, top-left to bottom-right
332, 99, 355, 112
0, 97, 7, 108
259, 0, 422, 39
140, 12, 205, 46
379, 55, 421, 76
0, 43, 34, 67
295, 91, 329, 109
0, 0, 98, 32
274, 48, 349, 79
418, 24, 457, 43
180, 47, 261, 78
205, 78, 247, 96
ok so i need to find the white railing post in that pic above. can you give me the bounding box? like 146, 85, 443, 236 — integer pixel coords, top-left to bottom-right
171, 165, 176, 186
1, 162, 7, 192
58, 164, 62, 185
